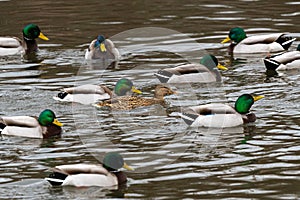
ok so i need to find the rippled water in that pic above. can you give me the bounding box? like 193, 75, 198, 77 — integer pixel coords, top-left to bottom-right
0, 0, 299, 199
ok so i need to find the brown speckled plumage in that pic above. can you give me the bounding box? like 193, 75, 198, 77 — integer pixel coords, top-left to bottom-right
95, 85, 175, 110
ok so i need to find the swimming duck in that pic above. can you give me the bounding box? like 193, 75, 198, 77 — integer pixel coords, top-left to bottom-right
155, 55, 228, 83
221, 27, 295, 54
85, 35, 120, 60
264, 44, 300, 71
0, 109, 63, 138
180, 94, 264, 128
53, 78, 142, 105
94, 85, 175, 110
45, 152, 133, 187
0, 23, 49, 56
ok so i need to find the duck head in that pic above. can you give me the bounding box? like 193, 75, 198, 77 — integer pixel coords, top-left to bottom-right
234, 94, 264, 114
38, 109, 63, 127
23, 24, 49, 41
95, 35, 107, 52
114, 78, 142, 96
102, 152, 133, 172
200, 54, 228, 71
221, 27, 247, 44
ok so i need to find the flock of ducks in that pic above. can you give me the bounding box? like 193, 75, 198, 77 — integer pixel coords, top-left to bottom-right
0, 24, 298, 187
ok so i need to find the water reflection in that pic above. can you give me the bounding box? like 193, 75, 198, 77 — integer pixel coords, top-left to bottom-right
0, 0, 299, 199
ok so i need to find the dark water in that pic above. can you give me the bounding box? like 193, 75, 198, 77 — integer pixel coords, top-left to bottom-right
0, 0, 300, 199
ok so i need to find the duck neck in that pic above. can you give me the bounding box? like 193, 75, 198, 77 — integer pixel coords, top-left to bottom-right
23, 38, 38, 54
113, 171, 127, 184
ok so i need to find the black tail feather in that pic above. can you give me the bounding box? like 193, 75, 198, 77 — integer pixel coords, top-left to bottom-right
263, 58, 280, 71
46, 172, 68, 186
181, 112, 199, 126
276, 35, 296, 50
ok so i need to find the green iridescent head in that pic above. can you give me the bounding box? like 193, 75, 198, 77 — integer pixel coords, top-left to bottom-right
102, 152, 133, 171
38, 109, 63, 127
234, 94, 264, 114
297, 44, 300, 51
22, 24, 49, 41
200, 55, 228, 71
114, 78, 142, 96
222, 27, 247, 44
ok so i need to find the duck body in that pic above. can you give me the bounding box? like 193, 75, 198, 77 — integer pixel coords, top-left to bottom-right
0, 37, 24, 56
53, 84, 113, 105
0, 109, 63, 138
222, 28, 295, 54
54, 78, 142, 105
85, 35, 120, 60
180, 94, 263, 128
46, 153, 133, 187
94, 85, 175, 110
155, 55, 227, 83
46, 164, 122, 187
264, 44, 300, 71
0, 24, 49, 57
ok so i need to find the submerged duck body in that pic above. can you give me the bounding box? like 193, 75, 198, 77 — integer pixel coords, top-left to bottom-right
46, 152, 133, 187
0, 109, 63, 138
94, 85, 175, 110
180, 94, 264, 128
222, 27, 295, 54
53, 78, 142, 105
155, 55, 227, 83
85, 35, 120, 60
264, 44, 300, 71
0, 24, 49, 56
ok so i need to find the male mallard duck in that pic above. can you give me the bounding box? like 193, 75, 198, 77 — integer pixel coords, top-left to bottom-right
180, 94, 264, 128
264, 44, 300, 71
45, 152, 133, 187
155, 55, 228, 83
221, 27, 295, 54
0, 109, 63, 138
0, 23, 49, 56
85, 35, 120, 60
53, 78, 142, 105
94, 85, 176, 110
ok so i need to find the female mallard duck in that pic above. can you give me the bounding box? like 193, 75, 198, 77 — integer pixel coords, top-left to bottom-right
221, 27, 295, 54
155, 55, 228, 83
85, 35, 120, 60
264, 44, 300, 71
0, 23, 49, 56
53, 78, 142, 105
45, 152, 133, 187
0, 109, 63, 138
94, 85, 176, 110
180, 94, 264, 128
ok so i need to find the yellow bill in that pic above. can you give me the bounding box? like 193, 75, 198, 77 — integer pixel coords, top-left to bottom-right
217, 63, 228, 70
123, 162, 134, 171
253, 95, 264, 102
52, 118, 63, 127
131, 86, 142, 94
221, 36, 231, 44
100, 43, 107, 52
39, 32, 49, 41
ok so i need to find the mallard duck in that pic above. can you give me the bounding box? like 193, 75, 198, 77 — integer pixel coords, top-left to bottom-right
221, 27, 296, 54
180, 94, 264, 128
0, 23, 49, 56
94, 85, 176, 110
53, 78, 142, 104
0, 109, 63, 138
264, 44, 300, 71
45, 152, 133, 187
154, 55, 228, 83
85, 35, 120, 60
